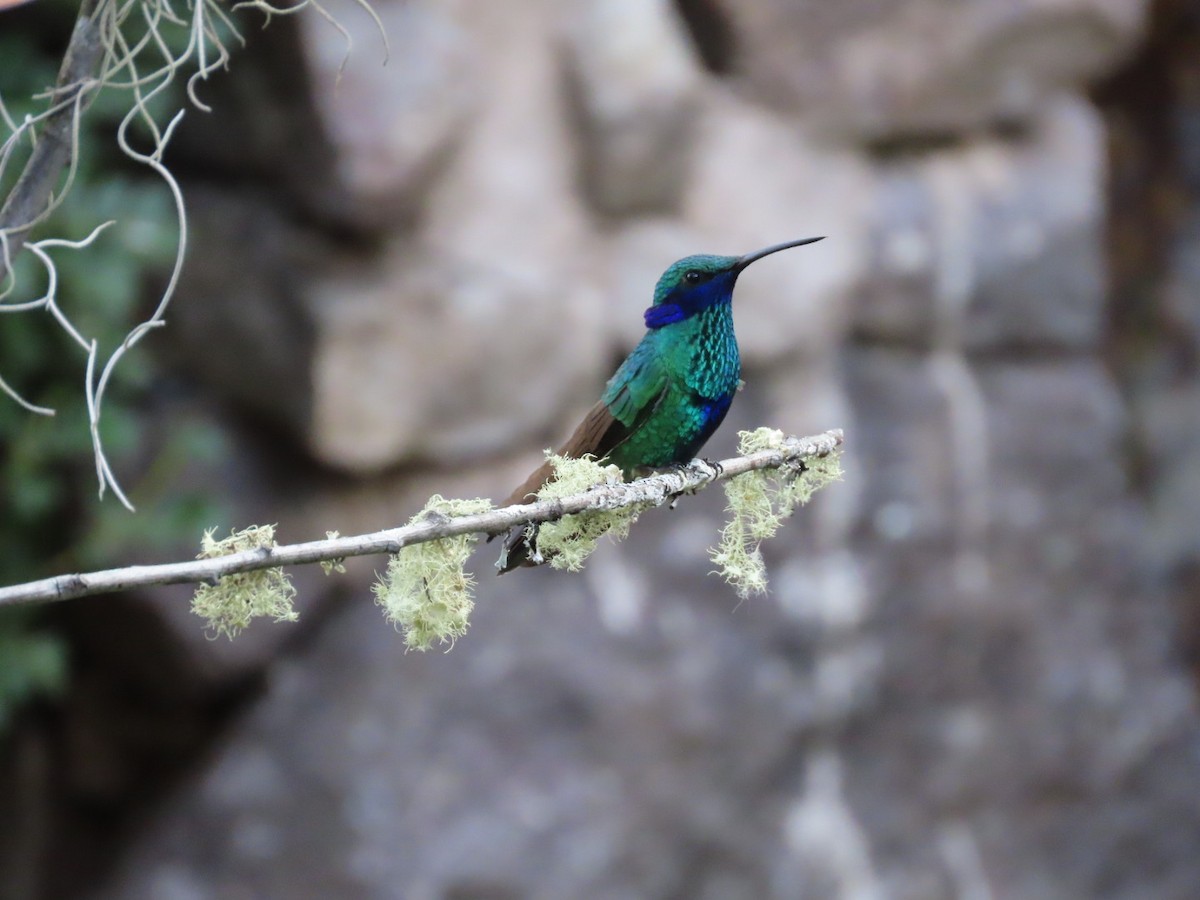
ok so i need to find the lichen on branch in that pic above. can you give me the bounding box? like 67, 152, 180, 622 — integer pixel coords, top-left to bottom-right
0, 429, 845, 612
533, 453, 649, 571
191, 524, 297, 638
373, 496, 493, 652
710, 428, 843, 599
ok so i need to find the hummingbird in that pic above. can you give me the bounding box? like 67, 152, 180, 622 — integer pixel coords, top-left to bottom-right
496, 236, 825, 573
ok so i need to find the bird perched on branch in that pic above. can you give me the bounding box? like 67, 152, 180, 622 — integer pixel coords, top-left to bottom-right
496, 236, 825, 573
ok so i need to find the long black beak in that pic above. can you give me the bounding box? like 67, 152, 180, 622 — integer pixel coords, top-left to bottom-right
734, 236, 825, 273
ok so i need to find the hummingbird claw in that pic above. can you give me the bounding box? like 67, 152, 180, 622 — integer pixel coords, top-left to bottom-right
496, 523, 542, 574
786, 458, 809, 477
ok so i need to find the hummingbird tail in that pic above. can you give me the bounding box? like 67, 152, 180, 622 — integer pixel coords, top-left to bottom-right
495, 523, 540, 575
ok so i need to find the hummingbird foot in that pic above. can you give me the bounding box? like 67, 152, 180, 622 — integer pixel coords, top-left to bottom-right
635, 459, 724, 508
495, 523, 543, 574
678, 457, 721, 493
785, 458, 809, 478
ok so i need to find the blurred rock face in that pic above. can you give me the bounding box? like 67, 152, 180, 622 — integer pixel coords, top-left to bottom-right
100, 0, 1200, 897
714, 0, 1146, 138
168, 0, 1150, 476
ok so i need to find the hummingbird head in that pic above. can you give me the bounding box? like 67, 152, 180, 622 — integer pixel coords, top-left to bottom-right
644, 237, 825, 329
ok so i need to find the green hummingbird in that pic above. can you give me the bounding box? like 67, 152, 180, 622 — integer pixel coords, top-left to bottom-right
497, 236, 825, 572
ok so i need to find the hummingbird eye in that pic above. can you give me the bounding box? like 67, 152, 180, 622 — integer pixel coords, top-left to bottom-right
683, 270, 703, 284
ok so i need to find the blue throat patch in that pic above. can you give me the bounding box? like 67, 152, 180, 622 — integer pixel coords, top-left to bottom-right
643, 304, 686, 328
643, 273, 736, 330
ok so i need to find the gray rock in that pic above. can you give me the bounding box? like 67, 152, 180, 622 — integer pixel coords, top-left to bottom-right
303, 0, 611, 472
43, 2, 1200, 898
167, 20, 353, 227
305, 242, 607, 472
838, 347, 1200, 898
853, 97, 1107, 352
713, 0, 1148, 139
167, 189, 321, 432
171, 191, 606, 475
100, 367, 1200, 899
560, 0, 706, 216
418, 0, 589, 267
176, 0, 613, 475
298, 0, 478, 229
1138, 212, 1200, 570
679, 92, 872, 364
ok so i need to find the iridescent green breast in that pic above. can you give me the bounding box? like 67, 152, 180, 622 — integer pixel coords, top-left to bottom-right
684, 303, 740, 399
606, 304, 741, 473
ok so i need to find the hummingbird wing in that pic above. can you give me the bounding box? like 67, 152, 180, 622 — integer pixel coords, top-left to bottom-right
503, 351, 668, 505
499, 402, 620, 507
494, 393, 666, 573
495, 347, 668, 574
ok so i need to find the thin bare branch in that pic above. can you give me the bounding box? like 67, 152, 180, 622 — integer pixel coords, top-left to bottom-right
0, 429, 845, 608
1, 0, 389, 508
0, 372, 54, 415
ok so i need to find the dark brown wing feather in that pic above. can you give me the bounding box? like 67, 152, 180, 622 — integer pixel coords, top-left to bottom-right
503, 401, 627, 505
494, 403, 629, 573
495, 389, 667, 574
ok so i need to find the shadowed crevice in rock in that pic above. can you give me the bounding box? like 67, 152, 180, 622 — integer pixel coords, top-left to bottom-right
1093, 0, 1200, 685
673, 0, 737, 75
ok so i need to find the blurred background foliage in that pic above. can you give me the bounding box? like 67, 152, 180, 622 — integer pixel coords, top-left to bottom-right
0, 22, 222, 735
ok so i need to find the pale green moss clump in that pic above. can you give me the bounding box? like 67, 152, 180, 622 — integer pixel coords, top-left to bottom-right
192, 524, 298, 639
321, 531, 347, 575
535, 453, 644, 571
373, 495, 493, 651
710, 428, 843, 599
